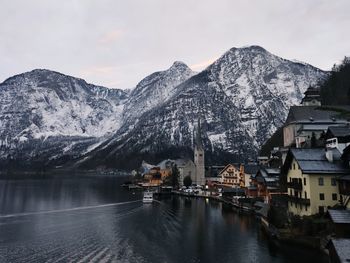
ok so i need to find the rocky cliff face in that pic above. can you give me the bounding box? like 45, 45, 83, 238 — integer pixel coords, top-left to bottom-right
123, 61, 195, 123
79, 46, 327, 169
0, 46, 328, 170
0, 69, 127, 168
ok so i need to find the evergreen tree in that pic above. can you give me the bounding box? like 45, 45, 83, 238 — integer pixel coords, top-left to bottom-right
183, 175, 192, 187
320, 56, 350, 105
170, 164, 180, 188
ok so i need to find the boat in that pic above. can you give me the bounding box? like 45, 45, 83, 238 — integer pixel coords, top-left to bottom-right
143, 191, 154, 203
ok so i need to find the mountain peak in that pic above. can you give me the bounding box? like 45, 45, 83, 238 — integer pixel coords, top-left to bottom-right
241, 45, 267, 52
170, 61, 190, 70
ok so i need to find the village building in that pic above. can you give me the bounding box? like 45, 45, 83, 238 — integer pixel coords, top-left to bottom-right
246, 167, 280, 203
257, 156, 269, 166
194, 119, 205, 185
219, 164, 245, 187
328, 209, 350, 238
205, 165, 225, 185
283, 106, 350, 149
143, 167, 163, 186
141, 159, 196, 187
175, 159, 196, 186
243, 163, 259, 187
282, 148, 349, 216
327, 239, 350, 263
325, 125, 350, 156
338, 175, 350, 209
300, 86, 321, 106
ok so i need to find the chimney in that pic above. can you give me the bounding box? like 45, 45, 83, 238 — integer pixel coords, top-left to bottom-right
326, 149, 333, 163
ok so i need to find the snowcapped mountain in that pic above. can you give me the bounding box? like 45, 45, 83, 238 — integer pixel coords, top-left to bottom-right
79, 46, 327, 169
0, 46, 328, 170
0, 69, 127, 168
123, 61, 195, 122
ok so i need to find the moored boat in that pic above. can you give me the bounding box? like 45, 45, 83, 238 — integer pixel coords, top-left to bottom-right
143, 191, 153, 203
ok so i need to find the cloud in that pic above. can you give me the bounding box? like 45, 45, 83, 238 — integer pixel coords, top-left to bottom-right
190, 57, 218, 71
98, 30, 123, 45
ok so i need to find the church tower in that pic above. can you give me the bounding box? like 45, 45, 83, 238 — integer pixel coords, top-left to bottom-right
194, 119, 205, 185
301, 86, 321, 106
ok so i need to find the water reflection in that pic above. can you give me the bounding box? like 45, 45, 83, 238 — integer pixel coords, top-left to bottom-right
0, 176, 328, 263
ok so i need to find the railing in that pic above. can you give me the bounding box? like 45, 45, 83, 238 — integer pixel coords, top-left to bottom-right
287, 181, 302, 190
288, 195, 310, 205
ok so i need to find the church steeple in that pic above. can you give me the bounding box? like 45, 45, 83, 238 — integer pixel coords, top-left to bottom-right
301, 86, 321, 106
194, 118, 205, 185
195, 118, 204, 150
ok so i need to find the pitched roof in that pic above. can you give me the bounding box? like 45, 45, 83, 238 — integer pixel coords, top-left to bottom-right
257, 167, 280, 178
328, 125, 350, 137
244, 164, 259, 175
283, 148, 350, 174
219, 164, 239, 175
328, 239, 350, 262
328, 210, 350, 224
285, 106, 350, 125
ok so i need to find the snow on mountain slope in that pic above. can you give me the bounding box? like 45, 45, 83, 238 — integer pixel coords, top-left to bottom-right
80, 46, 328, 169
122, 61, 195, 122
0, 69, 128, 166
0, 46, 329, 170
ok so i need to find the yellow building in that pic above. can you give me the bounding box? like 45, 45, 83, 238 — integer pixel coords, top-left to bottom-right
283, 148, 349, 216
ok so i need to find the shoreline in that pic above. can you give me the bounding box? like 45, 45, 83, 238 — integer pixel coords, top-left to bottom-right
156, 190, 330, 256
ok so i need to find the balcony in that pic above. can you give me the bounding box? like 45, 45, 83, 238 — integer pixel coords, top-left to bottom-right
339, 187, 350, 196
287, 181, 303, 190
288, 195, 310, 205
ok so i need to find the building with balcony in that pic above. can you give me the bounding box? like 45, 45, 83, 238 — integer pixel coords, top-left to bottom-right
282, 148, 349, 216
219, 164, 244, 187
247, 167, 280, 203
338, 175, 350, 209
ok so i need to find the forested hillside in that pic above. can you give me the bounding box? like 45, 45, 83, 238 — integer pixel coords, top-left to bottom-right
320, 57, 350, 105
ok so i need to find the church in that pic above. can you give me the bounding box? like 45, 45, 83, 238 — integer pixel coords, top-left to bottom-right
194, 119, 206, 185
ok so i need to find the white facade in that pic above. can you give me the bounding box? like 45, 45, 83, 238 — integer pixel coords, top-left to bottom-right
194, 120, 205, 185
194, 144, 205, 185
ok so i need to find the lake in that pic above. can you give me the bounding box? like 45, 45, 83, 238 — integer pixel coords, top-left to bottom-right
0, 175, 328, 263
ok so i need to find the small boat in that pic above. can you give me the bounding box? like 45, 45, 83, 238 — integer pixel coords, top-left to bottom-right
143, 191, 153, 203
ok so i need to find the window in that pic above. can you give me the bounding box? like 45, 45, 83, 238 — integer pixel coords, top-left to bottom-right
332, 193, 337, 201
319, 193, 325, 200
303, 178, 306, 186
304, 192, 307, 199
305, 205, 308, 211
318, 177, 324, 186
293, 163, 296, 170
331, 178, 337, 186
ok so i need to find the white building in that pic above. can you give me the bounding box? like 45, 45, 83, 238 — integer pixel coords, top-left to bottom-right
194, 119, 205, 185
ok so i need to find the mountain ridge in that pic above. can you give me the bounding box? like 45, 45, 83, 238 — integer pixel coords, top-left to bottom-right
0, 45, 329, 170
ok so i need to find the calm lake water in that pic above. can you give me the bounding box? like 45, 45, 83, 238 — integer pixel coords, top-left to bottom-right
0, 175, 328, 263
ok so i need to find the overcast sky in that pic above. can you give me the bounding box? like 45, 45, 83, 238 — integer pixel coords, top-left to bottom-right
1, 0, 349, 89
